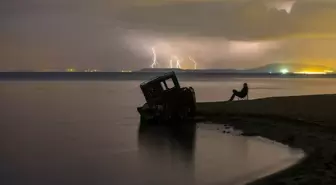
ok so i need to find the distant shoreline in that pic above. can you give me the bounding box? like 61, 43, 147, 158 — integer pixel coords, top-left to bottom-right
1, 72, 336, 81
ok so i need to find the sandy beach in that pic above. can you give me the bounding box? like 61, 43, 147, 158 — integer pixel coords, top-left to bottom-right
197, 94, 336, 185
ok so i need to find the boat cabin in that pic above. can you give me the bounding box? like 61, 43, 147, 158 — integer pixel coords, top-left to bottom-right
140, 72, 181, 107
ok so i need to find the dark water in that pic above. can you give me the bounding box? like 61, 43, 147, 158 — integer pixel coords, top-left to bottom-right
1, 78, 326, 185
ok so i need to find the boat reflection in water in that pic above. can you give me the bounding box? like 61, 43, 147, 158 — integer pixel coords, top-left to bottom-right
137, 121, 196, 185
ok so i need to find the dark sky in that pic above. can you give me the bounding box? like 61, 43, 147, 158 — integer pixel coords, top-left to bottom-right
2, 0, 336, 71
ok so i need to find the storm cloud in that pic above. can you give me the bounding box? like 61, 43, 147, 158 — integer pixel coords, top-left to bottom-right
2, 0, 336, 71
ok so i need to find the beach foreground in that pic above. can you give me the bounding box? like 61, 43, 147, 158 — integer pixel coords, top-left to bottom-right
197, 94, 336, 185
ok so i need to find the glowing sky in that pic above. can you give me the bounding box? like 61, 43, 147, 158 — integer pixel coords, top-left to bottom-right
2, 0, 336, 70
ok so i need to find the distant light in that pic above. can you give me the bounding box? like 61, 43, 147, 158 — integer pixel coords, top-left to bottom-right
280, 68, 289, 74
84, 69, 99, 72
324, 70, 334, 73
121, 70, 132, 72
66, 68, 76, 72
294, 71, 327, 75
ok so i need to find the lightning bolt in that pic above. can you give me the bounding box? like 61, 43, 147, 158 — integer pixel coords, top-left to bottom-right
151, 47, 158, 68
169, 59, 173, 68
148, 46, 201, 69
176, 58, 181, 68
188, 56, 197, 69
173, 56, 182, 68
266, 1, 296, 14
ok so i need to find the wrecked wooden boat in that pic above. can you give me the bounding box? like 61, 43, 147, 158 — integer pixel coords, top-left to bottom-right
137, 71, 196, 123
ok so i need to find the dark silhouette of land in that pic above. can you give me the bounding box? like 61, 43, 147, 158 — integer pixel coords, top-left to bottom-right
197, 95, 336, 185
0, 63, 335, 80
1, 71, 335, 81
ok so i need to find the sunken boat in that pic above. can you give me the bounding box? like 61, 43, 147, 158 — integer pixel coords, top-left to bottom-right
137, 71, 196, 123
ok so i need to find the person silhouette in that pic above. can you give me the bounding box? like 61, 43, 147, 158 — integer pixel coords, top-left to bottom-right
229, 83, 249, 101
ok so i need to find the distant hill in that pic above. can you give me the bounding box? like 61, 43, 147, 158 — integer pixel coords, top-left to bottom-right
139, 63, 335, 73
139, 68, 184, 72
138, 68, 238, 73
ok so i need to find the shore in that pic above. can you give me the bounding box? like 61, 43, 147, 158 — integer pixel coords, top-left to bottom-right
196, 94, 336, 185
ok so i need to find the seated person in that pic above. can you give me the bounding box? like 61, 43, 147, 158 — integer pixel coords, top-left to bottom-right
229, 83, 248, 101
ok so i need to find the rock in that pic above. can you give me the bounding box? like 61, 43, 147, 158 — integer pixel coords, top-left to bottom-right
289, 136, 295, 142
316, 169, 325, 176
283, 135, 295, 144
293, 176, 302, 181
241, 132, 258, 136
324, 162, 334, 170
272, 181, 287, 185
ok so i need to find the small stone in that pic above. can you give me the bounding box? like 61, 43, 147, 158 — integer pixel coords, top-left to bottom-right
293, 176, 302, 181
242, 132, 258, 136
324, 162, 333, 170
286, 135, 295, 143
272, 181, 286, 185
316, 170, 325, 176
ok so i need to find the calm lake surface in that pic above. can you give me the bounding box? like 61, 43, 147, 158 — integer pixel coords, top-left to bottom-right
2, 78, 335, 185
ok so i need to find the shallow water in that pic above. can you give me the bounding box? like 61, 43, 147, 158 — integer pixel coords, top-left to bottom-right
1, 78, 332, 185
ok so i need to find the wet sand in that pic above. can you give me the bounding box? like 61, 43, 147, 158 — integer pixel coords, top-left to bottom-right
197, 94, 336, 185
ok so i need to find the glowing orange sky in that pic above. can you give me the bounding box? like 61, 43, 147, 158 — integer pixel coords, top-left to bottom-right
2, 0, 336, 70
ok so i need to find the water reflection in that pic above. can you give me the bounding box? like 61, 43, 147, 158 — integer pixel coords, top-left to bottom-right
137, 121, 196, 185
137, 122, 304, 185
0, 81, 307, 185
